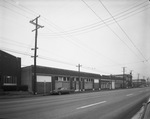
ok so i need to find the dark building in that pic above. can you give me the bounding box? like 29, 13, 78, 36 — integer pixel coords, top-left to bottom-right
0, 50, 21, 91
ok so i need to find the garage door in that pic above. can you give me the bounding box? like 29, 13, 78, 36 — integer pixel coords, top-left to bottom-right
37, 75, 52, 94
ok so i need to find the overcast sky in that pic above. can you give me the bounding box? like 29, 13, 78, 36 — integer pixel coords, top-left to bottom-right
1, 0, 150, 79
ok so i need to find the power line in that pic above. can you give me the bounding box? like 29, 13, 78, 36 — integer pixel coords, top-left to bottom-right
0, 5, 31, 19
0, 47, 76, 67
0, 37, 32, 48
38, 56, 76, 67
1, 47, 147, 76
99, 0, 147, 61
3, 0, 36, 18
42, 5, 150, 37
6, 0, 149, 37
2, 0, 149, 76
40, 1, 149, 36
113, 0, 148, 18
0, 47, 119, 74
36, 1, 141, 68
0, 47, 32, 56
39, 17, 122, 67
2, 0, 116, 68
81, 0, 142, 61
6, 0, 146, 67
43, 21, 123, 67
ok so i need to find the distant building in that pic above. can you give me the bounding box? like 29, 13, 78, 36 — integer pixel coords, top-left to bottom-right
101, 74, 132, 89
0, 50, 21, 91
112, 74, 132, 88
132, 79, 146, 87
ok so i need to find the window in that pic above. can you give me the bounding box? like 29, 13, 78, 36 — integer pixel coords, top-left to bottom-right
58, 77, 63, 81
72, 78, 75, 81
63, 77, 66, 81
85, 79, 87, 82
3, 76, 17, 85
67, 77, 70, 81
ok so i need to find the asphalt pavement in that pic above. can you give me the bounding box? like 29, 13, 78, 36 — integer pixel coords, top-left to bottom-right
0, 87, 150, 119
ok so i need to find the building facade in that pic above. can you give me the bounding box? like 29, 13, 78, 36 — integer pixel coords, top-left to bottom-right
101, 74, 132, 89
21, 66, 133, 94
21, 66, 101, 94
112, 74, 132, 88
0, 50, 21, 91
132, 79, 146, 88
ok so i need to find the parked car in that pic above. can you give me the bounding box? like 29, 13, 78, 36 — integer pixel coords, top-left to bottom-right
50, 87, 75, 95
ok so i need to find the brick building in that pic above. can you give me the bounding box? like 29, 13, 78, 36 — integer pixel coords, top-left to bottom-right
0, 50, 21, 91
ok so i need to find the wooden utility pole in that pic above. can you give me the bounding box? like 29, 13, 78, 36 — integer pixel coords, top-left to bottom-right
30, 15, 44, 95
122, 67, 126, 88
130, 70, 133, 87
76, 64, 82, 91
138, 73, 140, 81
76, 64, 82, 72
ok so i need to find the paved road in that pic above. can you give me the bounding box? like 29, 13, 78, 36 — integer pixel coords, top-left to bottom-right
0, 87, 150, 119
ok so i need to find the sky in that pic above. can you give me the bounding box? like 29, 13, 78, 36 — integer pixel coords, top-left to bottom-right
0, 0, 150, 80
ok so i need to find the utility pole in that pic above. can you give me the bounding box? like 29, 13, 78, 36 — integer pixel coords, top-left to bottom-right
138, 73, 140, 81
130, 70, 133, 88
122, 67, 126, 88
76, 64, 82, 91
137, 73, 140, 87
76, 64, 82, 72
30, 15, 44, 95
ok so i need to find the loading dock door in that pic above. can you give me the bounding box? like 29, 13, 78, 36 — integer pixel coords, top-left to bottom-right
37, 75, 52, 94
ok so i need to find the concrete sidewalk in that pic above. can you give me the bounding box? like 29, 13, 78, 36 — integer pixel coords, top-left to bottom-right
0, 90, 105, 99
0, 91, 42, 99
131, 97, 150, 119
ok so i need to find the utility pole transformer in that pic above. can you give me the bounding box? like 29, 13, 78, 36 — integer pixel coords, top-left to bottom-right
30, 15, 44, 95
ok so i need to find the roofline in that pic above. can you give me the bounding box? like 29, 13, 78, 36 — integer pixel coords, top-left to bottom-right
0, 50, 20, 59
21, 65, 101, 77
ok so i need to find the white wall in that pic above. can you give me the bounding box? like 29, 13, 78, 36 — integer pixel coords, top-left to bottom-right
37, 75, 52, 82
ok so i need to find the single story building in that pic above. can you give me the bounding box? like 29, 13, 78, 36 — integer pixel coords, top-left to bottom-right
21, 65, 101, 94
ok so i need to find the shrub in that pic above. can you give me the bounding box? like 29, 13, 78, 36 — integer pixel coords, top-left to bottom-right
18, 85, 28, 91
2, 85, 17, 91
2, 85, 28, 91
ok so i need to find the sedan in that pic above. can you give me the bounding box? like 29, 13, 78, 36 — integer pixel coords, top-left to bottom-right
50, 87, 75, 95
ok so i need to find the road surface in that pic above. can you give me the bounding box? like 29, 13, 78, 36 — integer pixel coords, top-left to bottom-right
0, 87, 150, 119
